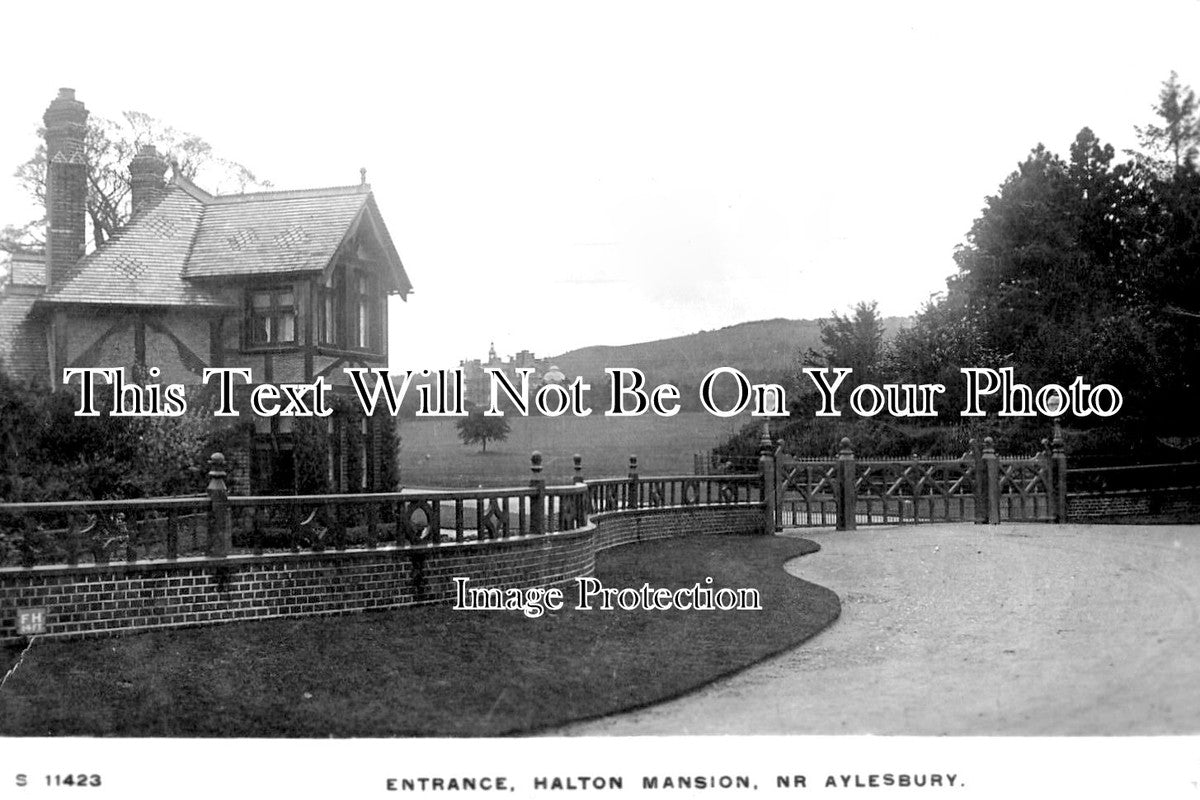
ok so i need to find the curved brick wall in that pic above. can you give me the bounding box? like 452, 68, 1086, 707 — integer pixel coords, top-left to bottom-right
0, 504, 764, 641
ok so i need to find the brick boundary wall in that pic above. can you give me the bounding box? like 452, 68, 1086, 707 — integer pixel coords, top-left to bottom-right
1067, 488, 1200, 519
0, 504, 763, 642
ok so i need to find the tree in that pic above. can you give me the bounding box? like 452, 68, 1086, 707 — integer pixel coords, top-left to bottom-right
887, 291, 1005, 418
895, 97, 1200, 432
944, 128, 1157, 386
1135, 71, 1200, 173
805, 301, 887, 383
747, 74, 1200, 456
788, 300, 888, 420
454, 407, 511, 452
1, 110, 270, 259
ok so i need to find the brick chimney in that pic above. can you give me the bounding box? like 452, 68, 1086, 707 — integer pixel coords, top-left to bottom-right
129, 144, 168, 215
43, 88, 88, 287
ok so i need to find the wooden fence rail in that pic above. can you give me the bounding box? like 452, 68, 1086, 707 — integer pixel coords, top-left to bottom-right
755, 427, 1067, 530
2, 425, 1094, 570
0, 452, 764, 569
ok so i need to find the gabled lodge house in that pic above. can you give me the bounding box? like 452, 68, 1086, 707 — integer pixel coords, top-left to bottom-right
0, 89, 413, 494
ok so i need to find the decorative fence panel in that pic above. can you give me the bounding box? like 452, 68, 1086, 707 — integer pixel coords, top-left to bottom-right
851, 457, 982, 525
756, 431, 1064, 530
0, 452, 763, 570
1, 429, 1078, 571
777, 461, 840, 527
995, 458, 1054, 522
0, 497, 211, 568
585, 453, 764, 517
226, 488, 555, 553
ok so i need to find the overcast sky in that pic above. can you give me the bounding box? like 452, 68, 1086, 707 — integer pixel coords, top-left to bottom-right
2, 1, 1198, 369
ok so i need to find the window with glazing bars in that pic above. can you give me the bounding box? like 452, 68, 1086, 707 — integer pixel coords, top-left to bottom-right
247, 287, 296, 345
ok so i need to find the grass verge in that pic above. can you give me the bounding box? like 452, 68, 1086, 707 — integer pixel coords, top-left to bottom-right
0, 535, 838, 737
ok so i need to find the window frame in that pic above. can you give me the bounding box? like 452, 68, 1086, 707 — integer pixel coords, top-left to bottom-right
353, 269, 378, 351
244, 285, 298, 350
315, 261, 386, 358
316, 269, 346, 348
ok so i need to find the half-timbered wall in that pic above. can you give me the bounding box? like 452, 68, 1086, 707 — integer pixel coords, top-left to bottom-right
44, 288, 395, 498
55, 308, 215, 386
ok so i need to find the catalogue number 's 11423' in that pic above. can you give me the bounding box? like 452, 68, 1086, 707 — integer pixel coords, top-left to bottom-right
14, 774, 102, 788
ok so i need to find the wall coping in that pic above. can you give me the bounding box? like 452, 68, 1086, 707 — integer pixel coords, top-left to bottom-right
1068, 486, 1200, 499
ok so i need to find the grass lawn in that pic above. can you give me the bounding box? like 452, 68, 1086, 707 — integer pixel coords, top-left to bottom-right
398, 411, 754, 487
0, 535, 837, 737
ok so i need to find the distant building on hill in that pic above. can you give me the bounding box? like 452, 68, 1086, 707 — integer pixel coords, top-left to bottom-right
459, 343, 568, 407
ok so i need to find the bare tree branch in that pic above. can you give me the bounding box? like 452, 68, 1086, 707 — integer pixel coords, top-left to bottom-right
4, 109, 270, 252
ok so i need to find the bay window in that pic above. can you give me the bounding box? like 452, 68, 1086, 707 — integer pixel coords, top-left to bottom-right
354, 272, 377, 350
317, 270, 345, 347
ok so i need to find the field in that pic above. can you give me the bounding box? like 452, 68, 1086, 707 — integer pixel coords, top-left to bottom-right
397, 411, 754, 487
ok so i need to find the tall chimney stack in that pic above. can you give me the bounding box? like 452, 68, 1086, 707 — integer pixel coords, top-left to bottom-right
129, 144, 168, 215
43, 88, 89, 286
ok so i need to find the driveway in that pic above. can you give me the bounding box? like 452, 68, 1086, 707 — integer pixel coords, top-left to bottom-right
558, 523, 1200, 735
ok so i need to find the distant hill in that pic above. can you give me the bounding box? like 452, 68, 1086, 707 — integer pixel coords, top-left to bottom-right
394, 316, 911, 415
548, 316, 911, 394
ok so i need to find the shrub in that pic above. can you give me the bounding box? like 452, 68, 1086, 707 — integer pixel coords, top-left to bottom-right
0, 369, 214, 502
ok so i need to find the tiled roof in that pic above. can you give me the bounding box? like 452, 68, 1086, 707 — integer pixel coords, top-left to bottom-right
185, 185, 371, 279
38, 178, 410, 307
9, 251, 46, 288
0, 287, 49, 383
40, 187, 228, 307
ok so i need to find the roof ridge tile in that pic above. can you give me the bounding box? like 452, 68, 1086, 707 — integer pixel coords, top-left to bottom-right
171, 174, 214, 202
182, 195, 208, 272
206, 184, 370, 205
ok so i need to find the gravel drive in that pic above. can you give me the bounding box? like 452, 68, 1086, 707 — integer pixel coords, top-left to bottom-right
558, 523, 1200, 735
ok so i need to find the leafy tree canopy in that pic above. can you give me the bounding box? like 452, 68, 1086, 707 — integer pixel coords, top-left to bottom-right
454, 407, 511, 452
896, 73, 1200, 432
770, 72, 1200, 452
805, 301, 887, 382
1134, 71, 1200, 173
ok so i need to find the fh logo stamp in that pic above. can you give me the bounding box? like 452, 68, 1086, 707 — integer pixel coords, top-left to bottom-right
16, 607, 47, 636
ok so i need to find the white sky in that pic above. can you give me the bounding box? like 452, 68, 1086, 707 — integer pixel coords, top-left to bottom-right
1, 0, 1198, 369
